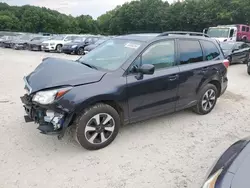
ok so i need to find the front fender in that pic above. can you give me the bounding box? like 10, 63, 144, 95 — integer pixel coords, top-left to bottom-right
55, 74, 128, 119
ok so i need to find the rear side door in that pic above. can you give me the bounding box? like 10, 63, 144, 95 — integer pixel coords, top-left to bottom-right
176, 39, 221, 110
127, 40, 180, 122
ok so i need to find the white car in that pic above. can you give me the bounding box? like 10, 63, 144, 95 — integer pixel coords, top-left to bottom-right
41, 35, 80, 52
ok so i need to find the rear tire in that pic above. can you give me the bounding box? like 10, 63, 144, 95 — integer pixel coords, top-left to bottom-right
193, 84, 218, 115
75, 103, 120, 150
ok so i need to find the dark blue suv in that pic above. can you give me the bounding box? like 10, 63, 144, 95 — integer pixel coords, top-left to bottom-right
21, 32, 228, 150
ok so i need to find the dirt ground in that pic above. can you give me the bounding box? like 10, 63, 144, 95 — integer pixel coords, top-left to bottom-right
0, 48, 250, 188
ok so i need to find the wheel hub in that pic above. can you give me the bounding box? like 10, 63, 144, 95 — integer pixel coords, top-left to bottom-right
84, 113, 115, 144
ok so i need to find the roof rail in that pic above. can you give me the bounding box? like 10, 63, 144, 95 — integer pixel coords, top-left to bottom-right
158, 31, 210, 38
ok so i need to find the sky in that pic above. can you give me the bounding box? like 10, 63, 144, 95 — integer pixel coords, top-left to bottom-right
2, 0, 173, 19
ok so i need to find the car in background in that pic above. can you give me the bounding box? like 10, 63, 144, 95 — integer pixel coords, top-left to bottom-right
247, 61, 250, 75
220, 42, 250, 64
20, 32, 228, 150
12, 34, 41, 50
62, 36, 102, 55
2, 35, 23, 48
84, 37, 111, 54
28, 36, 52, 51
41, 35, 80, 52
0, 36, 14, 47
202, 137, 250, 188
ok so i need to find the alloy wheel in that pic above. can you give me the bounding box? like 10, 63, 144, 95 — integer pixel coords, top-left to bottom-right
202, 89, 216, 111
84, 113, 115, 144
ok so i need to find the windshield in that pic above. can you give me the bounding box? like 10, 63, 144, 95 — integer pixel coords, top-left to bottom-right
77, 39, 142, 71
32, 37, 44, 41
96, 39, 107, 44
19, 35, 33, 40
207, 28, 230, 38
52, 35, 65, 40
220, 42, 235, 50
73, 37, 86, 42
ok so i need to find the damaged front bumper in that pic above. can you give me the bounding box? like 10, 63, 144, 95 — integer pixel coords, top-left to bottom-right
20, 94, 73, 139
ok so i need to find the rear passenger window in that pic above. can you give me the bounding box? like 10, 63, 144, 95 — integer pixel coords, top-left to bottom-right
201, 40, 220, 60
247, 27, 250, 32
242, 26, 246, 32
179, 40, 203, 65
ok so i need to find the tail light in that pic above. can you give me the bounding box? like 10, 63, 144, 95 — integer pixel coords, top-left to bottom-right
223, 59, 230, 69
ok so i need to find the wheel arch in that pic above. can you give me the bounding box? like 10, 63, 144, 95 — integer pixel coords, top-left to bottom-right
197, 77, 221, 97
75, 97, 125, 125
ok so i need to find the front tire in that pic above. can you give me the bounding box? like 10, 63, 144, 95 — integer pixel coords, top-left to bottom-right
77, 47, 85, 55
75, 103, 120, 150
193, 84, 218, 115
56, 44, 63, 53
247, 65, 250, 75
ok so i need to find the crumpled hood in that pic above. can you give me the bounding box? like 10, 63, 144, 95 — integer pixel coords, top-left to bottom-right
26, 57, 106, 93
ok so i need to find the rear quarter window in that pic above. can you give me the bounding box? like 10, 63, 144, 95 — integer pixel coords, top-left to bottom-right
201, 40, 220, 60
178, 40, 203, 65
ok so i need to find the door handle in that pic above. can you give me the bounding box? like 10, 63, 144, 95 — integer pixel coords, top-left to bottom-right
168, 74, 179, 81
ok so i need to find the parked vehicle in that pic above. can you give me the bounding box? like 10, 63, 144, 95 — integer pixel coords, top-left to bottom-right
220, 42, 250, 64
247, 61, 250, 75
62, 36, 102, 55
28, 36, 52, 51
41, 35, 80, 52
202, 137, 250, 188
205, 24, 250, 42
20, 32, 228, 150
84, 37, 111, 54
12, 34, 41, 50
2, 35, 22, 48
0, 36, 14, 47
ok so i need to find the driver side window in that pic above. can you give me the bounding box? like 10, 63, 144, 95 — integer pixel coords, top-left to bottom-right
141, 40, 175, 70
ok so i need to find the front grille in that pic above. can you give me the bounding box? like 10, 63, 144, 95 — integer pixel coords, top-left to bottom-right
43, 43, 49, 47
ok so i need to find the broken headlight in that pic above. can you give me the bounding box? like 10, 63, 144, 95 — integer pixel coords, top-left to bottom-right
32, 87, 72, 105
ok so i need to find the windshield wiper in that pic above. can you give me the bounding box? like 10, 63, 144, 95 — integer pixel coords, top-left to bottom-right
76, 60, 98, 70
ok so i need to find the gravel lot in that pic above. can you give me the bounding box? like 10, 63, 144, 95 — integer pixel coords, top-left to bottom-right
0, 48, 250, 188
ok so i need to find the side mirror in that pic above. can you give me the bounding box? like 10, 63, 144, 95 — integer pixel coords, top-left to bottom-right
138, 64, 155, 75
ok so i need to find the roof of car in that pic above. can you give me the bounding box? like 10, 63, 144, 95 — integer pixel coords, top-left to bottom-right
115, 33, 160, 42
115, 32, 212, 42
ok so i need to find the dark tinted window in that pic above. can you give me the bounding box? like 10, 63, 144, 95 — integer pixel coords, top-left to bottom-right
179, 40, 203, 65
141, 40, 175, 69
201, 40, 220, 60
247, 27, 250, 32
242, 26, 246, 32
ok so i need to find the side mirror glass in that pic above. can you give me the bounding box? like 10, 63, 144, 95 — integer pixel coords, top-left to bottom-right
138, 64, 155, 75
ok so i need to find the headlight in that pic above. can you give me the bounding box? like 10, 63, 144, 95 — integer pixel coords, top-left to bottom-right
50, 43, 55, 46
202, 169, 223, 188
32, 87, 72, 105
72, 45, 77, 48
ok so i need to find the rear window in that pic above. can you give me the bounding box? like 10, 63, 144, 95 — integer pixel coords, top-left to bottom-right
179, 40, 203, 65
201, 40, 220, 60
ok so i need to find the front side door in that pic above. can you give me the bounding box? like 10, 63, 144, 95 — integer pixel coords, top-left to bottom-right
176, 39, 221, 110
232, 43, 248, 63
126, 40, 180, 122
